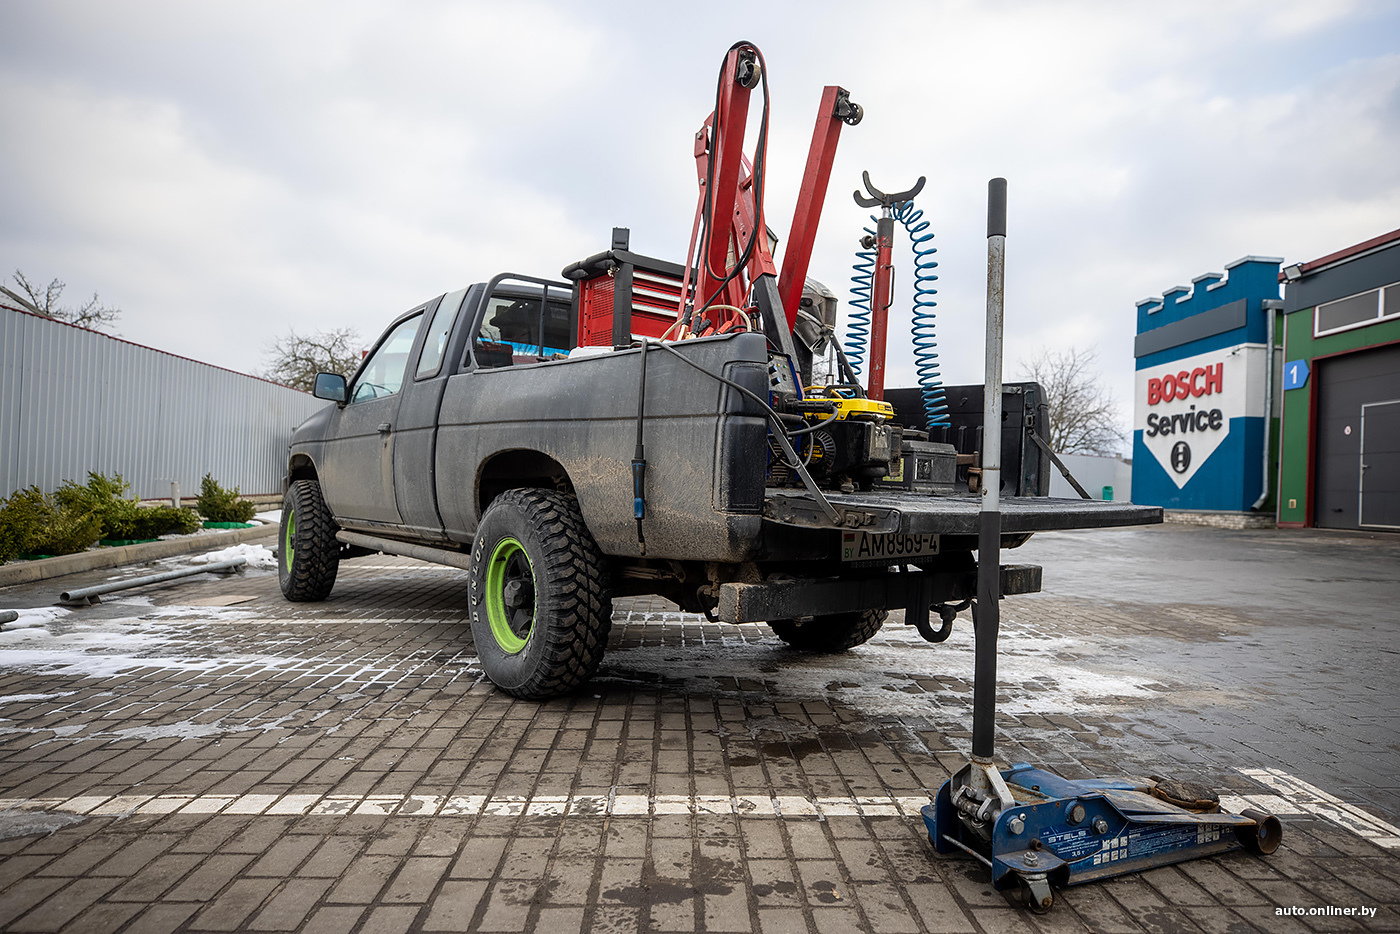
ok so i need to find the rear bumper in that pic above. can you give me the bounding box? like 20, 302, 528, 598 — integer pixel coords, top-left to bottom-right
716, 564, 1042, 624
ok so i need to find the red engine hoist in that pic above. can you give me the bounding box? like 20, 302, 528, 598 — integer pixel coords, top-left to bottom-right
679, 43, 863, 363
570, 41, 863, 380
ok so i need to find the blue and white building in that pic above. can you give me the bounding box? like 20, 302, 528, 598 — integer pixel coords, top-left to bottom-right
1131, 256, 1282, 513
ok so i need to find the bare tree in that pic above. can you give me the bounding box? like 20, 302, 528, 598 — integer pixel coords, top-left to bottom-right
1018, 345, 1127, 456
2, 271, 122, 330
262, 328, 363, 392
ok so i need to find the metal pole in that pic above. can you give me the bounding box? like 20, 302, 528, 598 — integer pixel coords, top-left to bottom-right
973, 178, 1007, 761
867, 211, 896, 400
59, 558, 247, 606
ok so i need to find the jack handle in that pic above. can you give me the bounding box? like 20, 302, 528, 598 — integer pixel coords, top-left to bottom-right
853, 171, 925, 209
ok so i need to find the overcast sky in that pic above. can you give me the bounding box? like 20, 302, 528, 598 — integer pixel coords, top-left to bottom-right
3, 1, 1398, 447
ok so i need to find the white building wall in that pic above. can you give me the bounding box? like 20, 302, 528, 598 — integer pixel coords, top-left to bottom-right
1048, 453, 1134, 501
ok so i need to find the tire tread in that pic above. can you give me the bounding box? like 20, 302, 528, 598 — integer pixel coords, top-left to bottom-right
470, 489, 612, 699
768, 608, 886, 652
280, 480, 339, 602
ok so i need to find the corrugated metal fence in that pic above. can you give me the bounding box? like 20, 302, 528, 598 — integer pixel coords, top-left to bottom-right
1, 307, 326, 500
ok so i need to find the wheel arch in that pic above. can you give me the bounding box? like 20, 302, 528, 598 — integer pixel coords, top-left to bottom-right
477, 449, 575, 517
287, 453, 319, 487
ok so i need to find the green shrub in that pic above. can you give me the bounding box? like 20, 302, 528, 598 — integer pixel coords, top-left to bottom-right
197, 474, 256, 523
0, 472, 208, 564
100, 499, 197, 539
0, 486, 104, 560
57, 472, 202, 541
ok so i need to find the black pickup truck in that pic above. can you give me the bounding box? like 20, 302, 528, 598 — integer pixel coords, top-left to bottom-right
279, 265, 1159, 699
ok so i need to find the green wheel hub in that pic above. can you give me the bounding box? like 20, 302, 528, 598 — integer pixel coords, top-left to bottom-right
485, 536, 534, 654
283, 509, 296, 569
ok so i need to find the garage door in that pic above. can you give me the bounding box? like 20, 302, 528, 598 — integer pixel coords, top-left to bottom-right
1315, 343, 1400, 529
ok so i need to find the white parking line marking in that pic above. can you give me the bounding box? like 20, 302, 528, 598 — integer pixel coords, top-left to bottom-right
88, 795, 151, 816
2, 773, 1389, 848
1234, 768, 1400, 848
265, 794, 319, 815
0, 791, 930, 821
225, 794, 280, 815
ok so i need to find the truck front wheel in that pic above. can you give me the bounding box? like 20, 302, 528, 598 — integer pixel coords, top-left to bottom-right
468, 489, 613, 700
768, 609, 887, 652
278, 479, 340, 601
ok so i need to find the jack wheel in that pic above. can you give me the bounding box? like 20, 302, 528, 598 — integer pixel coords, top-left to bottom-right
768, 608, 887, 652
1021, 875, 1053, 914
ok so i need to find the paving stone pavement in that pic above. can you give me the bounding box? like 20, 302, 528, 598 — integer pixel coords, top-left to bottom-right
0, 525, 1396, 933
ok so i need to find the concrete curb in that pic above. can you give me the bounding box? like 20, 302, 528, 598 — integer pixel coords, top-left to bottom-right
0, 524, 277, 588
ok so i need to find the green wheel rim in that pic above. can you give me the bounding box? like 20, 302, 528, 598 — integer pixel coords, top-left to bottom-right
283, 509, 296, 570
485, 536, 534, 654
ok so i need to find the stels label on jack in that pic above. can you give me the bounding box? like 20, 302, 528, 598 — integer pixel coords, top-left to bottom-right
1134, 344, 1266, 489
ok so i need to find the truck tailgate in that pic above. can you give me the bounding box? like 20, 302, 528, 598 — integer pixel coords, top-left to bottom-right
763, 490, 1162, 535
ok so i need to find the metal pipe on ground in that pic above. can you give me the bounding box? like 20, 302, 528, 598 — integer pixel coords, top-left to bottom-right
59, 559, 247, 606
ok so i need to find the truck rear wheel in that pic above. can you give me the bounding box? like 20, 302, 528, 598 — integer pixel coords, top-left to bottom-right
279, 479, 339, 601
468, 489, 612, 700
768, 609, 887, 652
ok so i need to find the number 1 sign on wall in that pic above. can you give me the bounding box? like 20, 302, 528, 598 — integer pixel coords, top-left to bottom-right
1283, 359, 1310, 391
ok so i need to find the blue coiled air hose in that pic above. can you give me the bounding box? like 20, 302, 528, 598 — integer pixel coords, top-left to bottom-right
894, 200, 948, 427
843, 203, 949, 427
844, 230, 876, 379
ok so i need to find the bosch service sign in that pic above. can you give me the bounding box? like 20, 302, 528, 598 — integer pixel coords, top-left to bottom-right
1134, 345, 1264, 488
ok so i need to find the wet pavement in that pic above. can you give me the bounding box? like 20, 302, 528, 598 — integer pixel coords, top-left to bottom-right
0, 523, 1396, 932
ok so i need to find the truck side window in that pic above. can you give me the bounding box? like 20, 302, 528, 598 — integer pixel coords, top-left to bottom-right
350, 313, 422, 403
416, 288, 466, 380
472, 295, 573, 368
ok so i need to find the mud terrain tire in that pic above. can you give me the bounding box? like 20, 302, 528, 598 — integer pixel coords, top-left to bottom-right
469, 489, 612, 699
279, 479, 340, 601
768, 609, 887, 652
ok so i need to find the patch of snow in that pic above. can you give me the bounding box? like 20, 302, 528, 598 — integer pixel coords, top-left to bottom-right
105, 595, 153, 607
0, 811, 85, 840
189, 543, 277, 570
141, 605, 260, 622
0, 692, 76, 705
603, 617, 1163, 720
255, 509, 282, 524
0, 607, 69, 638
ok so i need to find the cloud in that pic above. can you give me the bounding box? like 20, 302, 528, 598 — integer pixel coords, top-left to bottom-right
0, 0, 1396, 423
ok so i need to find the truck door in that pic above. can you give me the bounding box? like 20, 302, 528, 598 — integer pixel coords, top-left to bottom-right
319, 309, 425, 525
392, 287, 470, 540
434, 283, 575, 540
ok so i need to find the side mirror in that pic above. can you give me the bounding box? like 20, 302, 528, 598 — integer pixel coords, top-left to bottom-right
313, 372, 348, 403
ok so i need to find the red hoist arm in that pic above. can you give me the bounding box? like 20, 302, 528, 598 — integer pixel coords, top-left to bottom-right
687, 46, 772, 323
777, 86, 863, 329
683, 45, 861, 354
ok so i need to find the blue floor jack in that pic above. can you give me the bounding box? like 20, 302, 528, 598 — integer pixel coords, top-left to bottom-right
922, 180, 1283, 913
